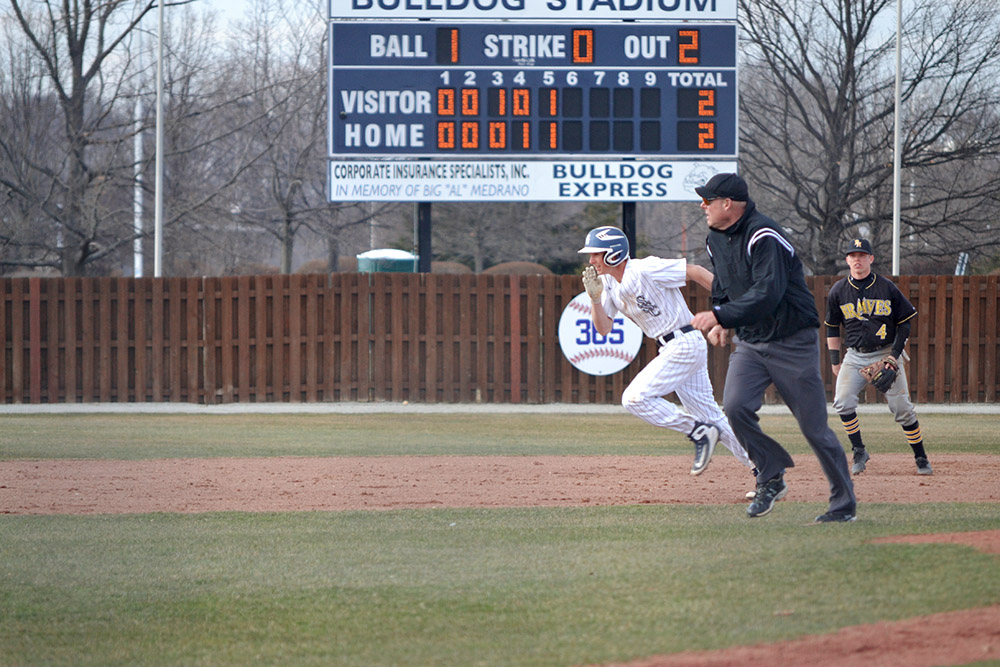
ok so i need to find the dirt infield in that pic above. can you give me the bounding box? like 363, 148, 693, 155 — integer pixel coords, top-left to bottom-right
598, 605, 1000, 667
2, 453, 998, 514
2, 452, 998, 666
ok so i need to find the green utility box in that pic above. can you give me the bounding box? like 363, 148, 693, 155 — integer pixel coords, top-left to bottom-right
356, 249, 418, 273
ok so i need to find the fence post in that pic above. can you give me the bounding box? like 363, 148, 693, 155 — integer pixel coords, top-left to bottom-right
29, 277, 41, 403
509, 274, 521, 404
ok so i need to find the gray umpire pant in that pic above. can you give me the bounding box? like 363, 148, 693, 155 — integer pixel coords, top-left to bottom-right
722, 327, 856, 515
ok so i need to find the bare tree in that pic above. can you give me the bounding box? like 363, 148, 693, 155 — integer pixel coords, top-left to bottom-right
0, 28, 59, 272
0, 0, 294, 276
425, 202, 582, 273
221, 0, 323, 273
202, 0, 395, 274
638, 202, 709, 264
0, 0, 160, 275
151, 7, 282, 276
739, 0, 1000, 274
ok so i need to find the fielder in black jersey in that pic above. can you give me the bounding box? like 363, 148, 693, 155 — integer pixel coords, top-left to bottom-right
824, 238, 932, 476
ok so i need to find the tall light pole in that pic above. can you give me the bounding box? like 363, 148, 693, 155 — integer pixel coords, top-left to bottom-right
891, 0, 902, 275
154, 0, 165, 277
134, 29, 144, 278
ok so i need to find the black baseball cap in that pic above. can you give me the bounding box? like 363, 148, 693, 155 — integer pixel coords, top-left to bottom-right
845, 238, 874, 255
695, 173, 749, 202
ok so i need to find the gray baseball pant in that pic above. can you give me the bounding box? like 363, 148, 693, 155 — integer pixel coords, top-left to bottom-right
722, 327, 856, 515
833, 347, 917, 426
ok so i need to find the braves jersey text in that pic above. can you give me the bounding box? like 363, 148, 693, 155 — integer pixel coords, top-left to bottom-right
825, 272, 916, 351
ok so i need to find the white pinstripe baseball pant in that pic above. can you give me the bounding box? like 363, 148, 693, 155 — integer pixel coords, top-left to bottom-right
621, 330, 753, 468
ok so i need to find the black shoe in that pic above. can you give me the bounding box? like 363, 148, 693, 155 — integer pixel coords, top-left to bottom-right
915, 457, 933, 475
746, 476, 788, 518
851, 447, 870, 475
689, 422, 719, 476
815, 511, 857, 523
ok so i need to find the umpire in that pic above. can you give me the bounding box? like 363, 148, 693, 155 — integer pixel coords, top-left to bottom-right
690, 173, 857, 523
825, 238, 932, 476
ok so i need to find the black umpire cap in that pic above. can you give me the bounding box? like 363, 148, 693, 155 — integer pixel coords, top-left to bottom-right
695, 173, 749, 202
845, 238, 874, 255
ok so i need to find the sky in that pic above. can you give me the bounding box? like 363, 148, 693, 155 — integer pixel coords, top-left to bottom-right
201, 0, 250, 24
195, 0, 327, 30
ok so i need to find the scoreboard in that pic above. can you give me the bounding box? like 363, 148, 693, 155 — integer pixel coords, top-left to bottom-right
328, 22, 737, 159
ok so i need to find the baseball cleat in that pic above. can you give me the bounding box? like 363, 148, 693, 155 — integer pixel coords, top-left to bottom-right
689, 422, 719, 475
746, 476, 787, 518
851, 447, 870, 475
915, 457, 933, 475
814, 511, 857, 523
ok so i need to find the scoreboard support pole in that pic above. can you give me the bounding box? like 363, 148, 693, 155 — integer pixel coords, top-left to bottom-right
622, 202, 637, 259
417, 202, 432, 273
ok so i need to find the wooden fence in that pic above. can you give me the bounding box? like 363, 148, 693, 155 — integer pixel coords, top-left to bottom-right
1, 274, 997, 404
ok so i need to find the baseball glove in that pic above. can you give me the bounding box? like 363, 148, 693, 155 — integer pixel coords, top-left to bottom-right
581, 265, 603, 302
859, 356, 899, 393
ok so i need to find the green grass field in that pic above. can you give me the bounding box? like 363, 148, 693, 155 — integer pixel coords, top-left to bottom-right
1, 411, 997, 459
1, 412, 998, 666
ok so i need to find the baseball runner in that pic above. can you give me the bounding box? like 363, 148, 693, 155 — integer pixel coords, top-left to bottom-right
825, 238, 933, 476
578, 226, 754, 481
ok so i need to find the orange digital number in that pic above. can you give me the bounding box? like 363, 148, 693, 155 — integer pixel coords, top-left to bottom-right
516, 121, 530, 149
461, 88, 479, 116
437, 89, 455, 116
572, 29, 594, 64
449, 28, 459, 63
698, 90, 715, 116
547, 121, 558, 149
698, 122, 715, 149
679, 30, 699, 64
495, 89, 507, 116
512, 89, 530, 116
488, 121, 506, 149
461, 122, 479, 149
547, 89, 558, 116
438, 121, 455, 149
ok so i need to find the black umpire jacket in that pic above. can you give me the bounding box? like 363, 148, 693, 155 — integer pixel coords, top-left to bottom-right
705, 199, 819, 344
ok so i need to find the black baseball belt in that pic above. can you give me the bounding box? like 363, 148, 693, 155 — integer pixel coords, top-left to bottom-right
851, 344, 889, 354
657, 325, 695, 346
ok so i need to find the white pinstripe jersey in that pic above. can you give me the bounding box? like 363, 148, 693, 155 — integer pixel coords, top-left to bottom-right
599, 257, 693, 339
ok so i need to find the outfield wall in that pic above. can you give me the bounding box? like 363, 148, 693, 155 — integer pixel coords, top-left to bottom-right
1, 274, 996, 404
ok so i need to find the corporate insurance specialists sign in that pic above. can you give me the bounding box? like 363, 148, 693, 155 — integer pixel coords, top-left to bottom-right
328, 160, 736, 201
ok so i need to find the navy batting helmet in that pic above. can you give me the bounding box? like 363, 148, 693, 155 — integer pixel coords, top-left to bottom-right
578, 226, 629, 266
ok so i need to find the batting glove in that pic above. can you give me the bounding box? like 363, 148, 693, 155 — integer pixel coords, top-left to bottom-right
582, 266, 603, 303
